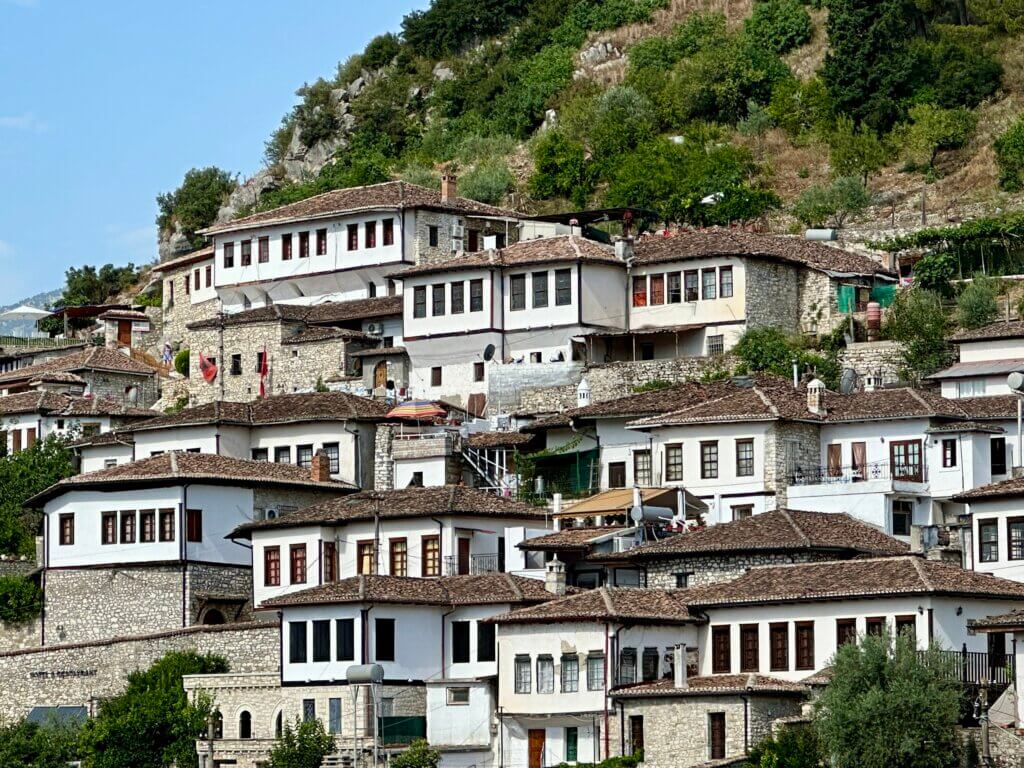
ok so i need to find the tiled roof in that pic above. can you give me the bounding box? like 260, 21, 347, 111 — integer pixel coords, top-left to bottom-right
391, 235, 622, 278
928, 359, 1024, 380
466, 431, 536, 449
128, 392, 388, 432
598, 510, 907, 561
951, 320, 1024, 343
952, 475, 1024, 502
261, 572, 559, 609
97, 309, 150, 322
925, 421, 1004, 434
611, 674, 807, 698
632, 229, 893, 276
27, 451, 353, 506
968, 610, 1024, 631
0, 347, 158, 384
27, 372, 86, 385
685, 556, 1024, 607
0, 391, 154, 419
202, 181, 518, 235
151, 246, 215, 273
519, 526, 630, 552
187, 296, 401, 331
348, 346, 408, 358
68, 430, 134, 449
281, 327, 372, 345
492, 587, 698, 625
952, 395, 1018, 420
233, 485, 549, 537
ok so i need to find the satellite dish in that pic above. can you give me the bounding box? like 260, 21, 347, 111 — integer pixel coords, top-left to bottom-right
1008, 371, 1024, 393
630, 505, 644, 524
839, 368, 858, 395
483, 344, 496, 362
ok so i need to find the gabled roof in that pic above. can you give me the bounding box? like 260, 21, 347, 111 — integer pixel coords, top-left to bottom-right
519, 526, 632, 552
391, 235, 622, 279
202, 181, 518, 235
466, 431, 536, 449
685, 556, 1024, 607
952, 475, 1024, 502
97, 309, 150, 322
27, 451, 354, 506
951, 320, 1024, 343
186, 296, 402, 331
231, 485, 549, 538
632, 229, 893, 277
0, 391, 154, 419
611, 674, 807, 699
151, 246, 215, 273
260, 572, 560, 609
491, 587, 698, 625
0, 347, 158, 385
596, 510, 907, 561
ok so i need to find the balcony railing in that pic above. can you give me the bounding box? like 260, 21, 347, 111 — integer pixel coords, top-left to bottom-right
444, 553, 500, 576
789, 460, 925, 486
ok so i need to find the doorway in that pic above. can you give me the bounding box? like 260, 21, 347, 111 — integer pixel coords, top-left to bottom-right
374, 360, 388, 389
528, 729, 545, 768
117, 320, 132, 347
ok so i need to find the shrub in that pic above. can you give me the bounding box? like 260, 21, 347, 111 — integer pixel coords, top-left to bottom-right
400, 163, 441, 189
292, 79, 339, 148
882, 288, 953, 382
174, 349, 190, 377
957, 275, 1001, 329
589, 87, 657, 168
827, 115, 889, 184
744, 725, 823, 768
995, 115, 1024, 191
744, 0, 813, 54
767, 76, 833, 137
402, 0, 529, 58
268, 717, 335, 768
0, 576, 42, 624
494, 44, 575, 137
459, 159, 515, 205
791, 177, 871, 228
392, 739, 442, 768
968, 0, 1024, 34
362, 33, 402, 71
913, 251, 957, 296
627, 12, 728, 74
921, 30, 1002, 110
156, 167, 235, 247
0, 434, 76, 557
529, 129, 593, 207
899, 104, 976, 169
0, 717, 80, 768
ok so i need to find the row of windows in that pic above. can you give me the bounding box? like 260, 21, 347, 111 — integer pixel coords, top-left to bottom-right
513, 652, 606, 694
632, 266, 733, 308
663, 439, 754, 483
412, 279, 485, 318
60, 508, 199, 547
978, 516, 1024, 563
250, 443, 340, 474
264, 535, 443, 586
509, 270, 572, 311
222, 220, 395, 268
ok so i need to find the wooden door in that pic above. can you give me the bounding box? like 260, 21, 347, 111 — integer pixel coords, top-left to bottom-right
608, 462, 626, 488
709, 712, 726, 760
374, 361, 388, 389
528, 729, 545, 768
457, 538, 470, 575
629, 715, 644, 755
117, 320, 132, 346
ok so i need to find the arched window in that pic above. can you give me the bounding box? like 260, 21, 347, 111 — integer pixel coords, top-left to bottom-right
210, 710, 223, 740
202, 608, 225, 625
275, 710, 283, 738
239, 710, 252, 739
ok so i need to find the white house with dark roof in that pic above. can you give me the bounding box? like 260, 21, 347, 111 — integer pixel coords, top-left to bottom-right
931, 320, 1024, 398
954, 476, 1024, 583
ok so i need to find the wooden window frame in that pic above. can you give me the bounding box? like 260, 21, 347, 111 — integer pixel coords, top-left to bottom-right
740, 624, 759, 673
795, 621, 815, 671
422, 535, 440, 577
979, 518, 999, 563
769, 622, 789, 672
101, 512, 116, 545
836, 618, 856, 647
382, 218, 394, 246
532, 271, 549, 308
451, 281, 465, 314
469, 279, 484, 312
894, 615, 916, 642
290, 543, 307, 585
555, 268, 571, 306
282, 233, 293, 260
264, 546, 281, 587
316, 228, 328, 256
140, 510, 156, 543
120, 510, 136, 544
58, 513, 74, 546
336, 617, 355, 661
632, 275, 647, 308
665, 444, 683, 482
323, 540, 337, 583
711, 626, 731, 674
701, 441, 719, 479
413, 286, 427, 318
701, 268, 717, 300
365, 221, 377, 249
299, 231, 310, 258
240, 239, 252, 266
258, 236, 270, 263
375, 617, 396, 662
223, 242, 234, 268
186, 508, 202, 543
357, 539, 377, 575
865, 617, 886, 636
736, 439, 754, 477
432, 284, 446, 316
389, 538, 408, 577
1008, 516, 1024, 561
431, 367, 442, 387
719, 265, 734, 298
510, 274, 526, 311
889, 439, 923, 482
159, 509, 175, 542
942, 438, 957, 468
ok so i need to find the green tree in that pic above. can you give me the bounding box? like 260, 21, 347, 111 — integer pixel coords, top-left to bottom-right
900, 104, 976, 169
0, 576, 43, 624
174, 348, 190, 377
968, 0, 1024, 33
767, 76, 833, 137
881, 288, 953, 382
827, 116, 888, 184
39, 262, 141, 335
994, 115, 1024, 192
589, 87, 657, 169
0, 434, 75, 555
791, 177, 871, 228
361, 33, 402, 71
459, 159, 515, 205
79, 651, 227, 768
912, 251, 957, 296
815, 632, 963, 768
268, 717, 335, 768
401, 0, 529, 58
156, 167, 235, 247
745, 724, 823, 768
0, 717, 81, 768
392, 739, 442, 768
956, 275, 1000, 329
529, 129, 593, 207
744, 0, 814, 54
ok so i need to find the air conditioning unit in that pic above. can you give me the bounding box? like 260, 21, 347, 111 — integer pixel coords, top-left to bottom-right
452, 223, 465, 239
366, 322, 384, 335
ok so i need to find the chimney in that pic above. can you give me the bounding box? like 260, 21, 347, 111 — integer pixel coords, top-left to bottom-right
576, 378, 591, 409
441, 171, 457, 202
807, 378, 826, 415
310, 449, 332, 482
545, 557, 567, 595
569, 218, 581, 237
673, 644, 688, 689
614, 237, 634, 262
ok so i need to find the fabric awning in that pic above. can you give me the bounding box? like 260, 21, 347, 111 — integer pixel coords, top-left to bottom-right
557, 487, 707, 517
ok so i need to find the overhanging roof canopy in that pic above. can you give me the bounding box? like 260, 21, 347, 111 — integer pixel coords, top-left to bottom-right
558, 487, 707, 518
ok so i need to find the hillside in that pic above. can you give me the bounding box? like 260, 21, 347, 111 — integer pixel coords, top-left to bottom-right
156, 0, 1024, 259
0, 288, 61, 337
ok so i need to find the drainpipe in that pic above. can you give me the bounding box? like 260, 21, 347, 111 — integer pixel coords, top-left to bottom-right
180, 483, 191, 627
432, 517, 445, 574
343, 421, 361, 486
440, 608, 456, 679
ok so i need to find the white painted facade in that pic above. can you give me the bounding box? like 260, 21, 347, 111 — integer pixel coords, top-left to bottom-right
79, 440, 135, 472
964, 496, 1024, 583
183, 255, 218, 305
937, 337, 1024, 398
3, 411, 115, 456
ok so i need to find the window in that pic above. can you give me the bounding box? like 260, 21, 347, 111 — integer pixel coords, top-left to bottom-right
422, 535, 440, 576
709, 712, 726, 760
702, 268, 717, 300
537, 655, 555, 693
958, 379, 986, 398
707, 335, 725, 356
451, 282, 465, 314
239, 711, 252, 739
665, 444, 684, 482
478, 621, 496, 662
770, 623, 789, 671
650, 274, 665, 305
302, 699, 315, 722
264, 546, 281, 586
632, 276, 647, 308
618, 647, 637, 685
323, 540, 337, 583
258, 236, 270, 263
274, 446, 291, 464
323, 442, 340, 475
186, 509, 202, 542
587, 653, 605, 690
555, 269, 572, 306
337, 618, 355, 661
561, 654, 579, 692
383, 218, 394, 246
316, 228, 327, 255
675, 572, 691, 588
608, 462, 627, 488
328, 698, 342, 734
140, 510, 155, 543
992, 437, 1008, 476
432, 284, 446, 316
529, 351, 542, 364
251, 447, 268, 462
59, 514, 74, 546
890, 439, 922, 481
230, 354, 242, 376
289, 622, 307, 663
684, 270, 699, 301
720, 266, 734, 298
732, 505, 754, 521
1010, 518, 1024, 561
712, 627, 731, 674
642, 647, 659, 681
740, 624, 759, 672
701, 441, 719, 479
634, 450, 652, 486
102, 512, 116, 544
736, 439, 754, 477
240, 240, 252, 266
895, 615, 916, 642
515, 655, 531, 693
891, 500, 913, 537
865, 617, 886, 636
795, 622, 814, 670
667, 272, 682, 303
255, 350, 266, 374
451, 621, 471, 664
366, 221, 377, 249
290, 544, 307, 584
299, 231, 310, 258
282, 233, 292, 260
390, 539, 408, 576
836, 618, 857, 646
313, 620, 330, 662
942, 438, 957, 468
205, 265, 212, 287
375, 618, 395, 662
357, 541, 376, 574
467, 230, 480, 252
431, 367, 442, 387
193, 269, 201, 291
470, 279, 484, 312
345, 223, 359, 251
533, 271, 549, 308
510, 275, 526, 310
428, 225, 439, 247
159, 509, 174, 542
413, 286, 427, 318
629, 716, 644, 756
473, 361, 485, 382
566, 727, 579, 763
296, 444, 314, 468
104, 459, 117, 469
223, 242, 234, 268
447, 687, 470, 705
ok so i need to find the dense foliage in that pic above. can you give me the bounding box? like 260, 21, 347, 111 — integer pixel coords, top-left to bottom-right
156, 167, 235, 248
956, 275, 1001, 328
995, 115, 1024, 191
791, 177, 871, 228
881, 288, 953, 382
0, 576, 43, 624
744, 725, 824, 768
0, 434, 75, 555
39, 262, 141, 334
268, 717, 335, 768
392, 739, 442, 768
0, 717, 81, 768
731, 326, 842, 390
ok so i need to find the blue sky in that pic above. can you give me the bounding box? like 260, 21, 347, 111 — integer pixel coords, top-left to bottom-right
0, 0, 425, 305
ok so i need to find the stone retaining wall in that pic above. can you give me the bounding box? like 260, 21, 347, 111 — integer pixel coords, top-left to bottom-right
0, 617, 42, 652
839, 341, 904, 387
645, 551, 842, 589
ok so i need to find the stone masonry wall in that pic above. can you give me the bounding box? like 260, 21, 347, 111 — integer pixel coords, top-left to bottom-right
645, 550, 843, 589
185, 563, 254, 625
82, 370, 159, 409
797, 270, 838, 334
277, 337, 349, 394
0, 617, 42, 652
0, 622, 278, 720
160, 264, 218, 349
765, 421, 821, 508
745, 260, 800, 333
413, 210, 518, 266
840, 341, 905, 387
188, 322, 290, 405
374, 425, 395, 491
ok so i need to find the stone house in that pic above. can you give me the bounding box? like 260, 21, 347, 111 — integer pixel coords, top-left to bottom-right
0, 346, 161, 406
98, 308, 154, 351
28, 451, 352, 644
150, 246, 218, 350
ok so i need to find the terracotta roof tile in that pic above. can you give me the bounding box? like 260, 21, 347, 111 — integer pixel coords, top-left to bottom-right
69, 430, 135, 449
951, 320, 1024, 343
953, 475, 1024, 502
281, 327, 373, 345
348, 346, 408, 358
466, 432, 536, 449
968, 610, 1024, 631
0, 347, 158, 385
519, 526, 631, 552
0, 391, 154, 419
151, 246, 215, 273
27, 372, 86, 385
203, 181, 518, 235
492, 587, 698, 625
96, 310, 151, 322
611, 674, 807, 698
187, 296, 401, 331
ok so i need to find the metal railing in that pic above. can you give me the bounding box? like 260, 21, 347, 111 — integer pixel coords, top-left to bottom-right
443, 553, 500, 576
788, 460, 925, 486
0, 334, 82, 349
929, 648, 1015, 686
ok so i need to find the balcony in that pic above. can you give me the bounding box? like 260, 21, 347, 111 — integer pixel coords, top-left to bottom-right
788, 460, 926, 487
444, 553, 500, 576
